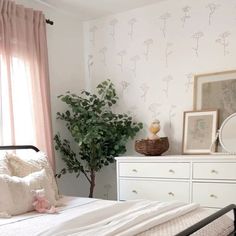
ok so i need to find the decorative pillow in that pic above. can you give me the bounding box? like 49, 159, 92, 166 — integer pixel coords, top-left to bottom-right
0, 152, 12, 175
0, 169, 56, 217
7, 152, 59, 199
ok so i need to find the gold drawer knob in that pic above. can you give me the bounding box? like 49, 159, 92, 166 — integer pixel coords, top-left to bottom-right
211, 170, 218, 174
168, 192, 175, 196
210, 194, 217, 199
169, 169, 175, 174
132, 190, 138, 194
132, 169, 138, 173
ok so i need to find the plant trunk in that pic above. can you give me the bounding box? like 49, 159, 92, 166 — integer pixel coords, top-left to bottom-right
89, 170, 95, 198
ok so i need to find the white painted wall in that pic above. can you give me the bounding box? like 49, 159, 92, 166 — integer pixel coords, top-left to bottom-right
15, 0, 90, 197
84, 0, 236, 199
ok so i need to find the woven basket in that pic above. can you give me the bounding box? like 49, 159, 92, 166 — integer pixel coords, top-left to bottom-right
135, 137, 169, 156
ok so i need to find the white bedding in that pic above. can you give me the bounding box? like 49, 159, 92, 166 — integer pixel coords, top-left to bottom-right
0, 196, 233, 236
38, 200, 199, 236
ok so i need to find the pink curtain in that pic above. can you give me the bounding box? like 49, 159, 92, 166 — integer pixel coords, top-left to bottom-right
0, 0, 55, 170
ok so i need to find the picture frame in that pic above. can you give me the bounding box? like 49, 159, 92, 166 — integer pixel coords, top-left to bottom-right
182, 110, 218, 154
193, 70, 236, 125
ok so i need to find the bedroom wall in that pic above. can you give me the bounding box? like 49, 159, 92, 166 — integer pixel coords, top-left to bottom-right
83, 0, 236, 199
15, 0, 90, 197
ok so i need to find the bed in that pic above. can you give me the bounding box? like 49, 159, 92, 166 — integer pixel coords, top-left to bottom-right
0, 145, 236, 236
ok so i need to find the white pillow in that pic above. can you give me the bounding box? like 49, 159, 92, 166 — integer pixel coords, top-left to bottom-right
0, 152, 12, 175
7, 152, 59, 199
0, 169, 56, 217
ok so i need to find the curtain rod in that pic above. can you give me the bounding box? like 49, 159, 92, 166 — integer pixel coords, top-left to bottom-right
46, 19, 54, 25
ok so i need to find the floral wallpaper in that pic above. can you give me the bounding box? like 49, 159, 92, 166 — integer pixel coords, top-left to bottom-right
83, 0, 236, 200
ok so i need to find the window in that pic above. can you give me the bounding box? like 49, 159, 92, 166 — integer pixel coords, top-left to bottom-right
0, 55, 35, 145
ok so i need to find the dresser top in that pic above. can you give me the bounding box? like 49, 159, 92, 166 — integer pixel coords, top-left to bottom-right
115, 154, 236, 162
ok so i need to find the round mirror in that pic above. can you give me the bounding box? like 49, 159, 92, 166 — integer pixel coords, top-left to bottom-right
219, 113, 236, 153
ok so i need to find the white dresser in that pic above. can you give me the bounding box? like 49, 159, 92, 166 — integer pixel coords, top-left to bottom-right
115, 155, 236, 209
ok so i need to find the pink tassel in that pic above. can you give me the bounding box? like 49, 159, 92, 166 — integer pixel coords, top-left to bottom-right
32, 192, 58, 214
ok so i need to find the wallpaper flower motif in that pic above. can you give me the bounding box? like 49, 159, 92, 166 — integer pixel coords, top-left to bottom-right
181, 6, 191, 28
192, 31, 204, 57
163, 75, 173, 98
206, 2, 220, 25
130, 55, 140, 77
140, 83, 150, 102
99, 47, 108, 65
109, 18, 118, 40
143, 39, 154, 61
87, 55, 94, 80
159, 12, 171, 38
128, 18, 137, 40
216, 31, 230, 56
117, 50, 127, 71
185, 73, 194, 93
120, 80, 130, 94
149, 103, 161, 119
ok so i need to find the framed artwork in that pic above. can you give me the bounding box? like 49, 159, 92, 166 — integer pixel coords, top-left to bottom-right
193, 70, 236, 125
182, 110, 218, 154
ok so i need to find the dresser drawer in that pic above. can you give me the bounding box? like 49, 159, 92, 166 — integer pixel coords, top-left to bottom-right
119, 162, 190, 179
193, 163, 236, 180
193, 183, 236, 208
119, 179, 189, 202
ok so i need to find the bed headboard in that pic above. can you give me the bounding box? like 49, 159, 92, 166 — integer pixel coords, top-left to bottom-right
0, 145, 39, 152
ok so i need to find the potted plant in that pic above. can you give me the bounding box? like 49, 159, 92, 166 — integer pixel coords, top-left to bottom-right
54, 80, 143, 197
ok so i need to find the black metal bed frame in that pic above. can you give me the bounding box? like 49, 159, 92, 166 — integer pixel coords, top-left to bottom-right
0, 145, 39, 152
176, 204, 236, 236
0, 145, 236, 236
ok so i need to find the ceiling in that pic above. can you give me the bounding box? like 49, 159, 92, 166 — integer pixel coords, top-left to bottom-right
36, 0, 164, 20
